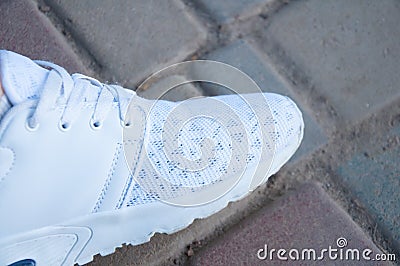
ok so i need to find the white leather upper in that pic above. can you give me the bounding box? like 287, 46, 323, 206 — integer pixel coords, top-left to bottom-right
0, 92, 149, 238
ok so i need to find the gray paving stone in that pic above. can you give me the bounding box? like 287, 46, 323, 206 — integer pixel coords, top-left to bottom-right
258, 0, 400, 123
338, 125, 400, 252
46, 0, 207, 87
194, 0, 272, 24
203, 40, 288, 95
203, 40, 327, 162
137, 75, 204, 101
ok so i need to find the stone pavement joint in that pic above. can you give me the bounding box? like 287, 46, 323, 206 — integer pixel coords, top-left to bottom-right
1, 0, 399, 264
203, 39, 327, 164
338, 124, 400, 253
257, 0, 400, 125
44, 0, 208, 88
194, 0, 274, 24
190, 182, 390, 265
137, 75, 204, 101
0, 0, 87, 74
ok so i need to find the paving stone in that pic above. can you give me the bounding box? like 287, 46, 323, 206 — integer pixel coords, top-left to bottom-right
258, 0, 400, 123
203, 40, 288, 96
0, 0, 86, 74
194, 0, 272, 24
337, 125, 400, 252
46, 0, 207, 87
203, 40, 327, 163
191, 182, 390, 265
137, 75, 204, 101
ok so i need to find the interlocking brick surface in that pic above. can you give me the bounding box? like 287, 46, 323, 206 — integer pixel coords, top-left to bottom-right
338, 125, 400, 252
1, 0, 399, 265
190, 182, 390, 265
45, 0, 207, 87
0, 0, 86, 74
257, 0, 400, 123
194, 0, 272, 24
203, 40, 327, 163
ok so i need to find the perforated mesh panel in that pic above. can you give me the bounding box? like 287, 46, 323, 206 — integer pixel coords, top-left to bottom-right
123, 93, 302, 207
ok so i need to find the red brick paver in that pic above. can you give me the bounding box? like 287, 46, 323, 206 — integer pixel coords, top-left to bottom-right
0, 0, 86, 74
190, 182, 389, 265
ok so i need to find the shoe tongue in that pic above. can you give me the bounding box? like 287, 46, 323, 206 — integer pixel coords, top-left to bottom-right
0, 50, 49, 105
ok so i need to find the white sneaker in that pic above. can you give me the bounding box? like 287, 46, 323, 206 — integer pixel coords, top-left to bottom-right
0, 50, 304, 266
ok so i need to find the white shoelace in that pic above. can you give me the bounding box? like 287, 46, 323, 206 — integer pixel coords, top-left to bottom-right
27, 61, 135, 130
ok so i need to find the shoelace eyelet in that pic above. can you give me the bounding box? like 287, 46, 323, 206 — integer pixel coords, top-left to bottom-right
58, 121, 71, 132
90, 119, 103, 130
121, 120, 133, 128
25, 119, 39, 132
